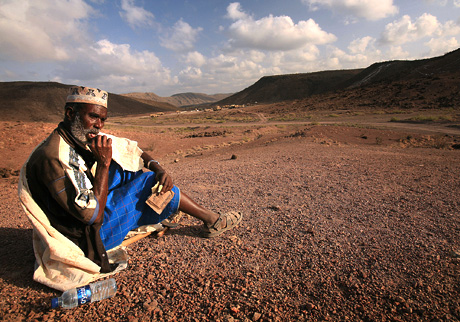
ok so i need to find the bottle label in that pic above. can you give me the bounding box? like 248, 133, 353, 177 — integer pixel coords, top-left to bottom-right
76, 285, 92, 305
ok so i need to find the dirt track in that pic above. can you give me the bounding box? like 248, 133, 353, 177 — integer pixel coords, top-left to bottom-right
1, 121, 459, 321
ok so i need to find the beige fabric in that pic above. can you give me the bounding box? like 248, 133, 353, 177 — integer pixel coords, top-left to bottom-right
102, 133, 144, 172
17, 133, 143, 291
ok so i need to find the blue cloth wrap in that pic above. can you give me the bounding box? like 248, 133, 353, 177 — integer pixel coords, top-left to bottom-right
99, 161, 180, 250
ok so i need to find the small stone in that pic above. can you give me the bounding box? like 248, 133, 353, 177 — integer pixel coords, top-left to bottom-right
143, 299, 158, 312
253, 312, 262, 321
395, 296, 405, 304
231, 154, 237, 159
127, 315, 138, 322
451, 250, 460, 258
228, 235, 238, 243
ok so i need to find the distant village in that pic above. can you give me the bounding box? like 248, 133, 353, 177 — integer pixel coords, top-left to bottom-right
149, 104, 249, 118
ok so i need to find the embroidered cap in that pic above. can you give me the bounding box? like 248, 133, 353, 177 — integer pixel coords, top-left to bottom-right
66, 86, 108, 108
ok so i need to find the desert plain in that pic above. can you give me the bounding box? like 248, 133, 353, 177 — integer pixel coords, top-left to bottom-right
0, 105, 459, 321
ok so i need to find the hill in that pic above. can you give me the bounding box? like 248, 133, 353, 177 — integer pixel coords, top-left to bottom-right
2, 49, 459, 123
217, 48, 460, 109
217, 69, 363, 106
123, 92, 232, 108
0, 82, 177, 122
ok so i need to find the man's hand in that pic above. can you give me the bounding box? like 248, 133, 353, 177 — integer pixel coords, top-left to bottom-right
140, 152, 173, 194
89, 135, 112, 167
154, 170, 173, 194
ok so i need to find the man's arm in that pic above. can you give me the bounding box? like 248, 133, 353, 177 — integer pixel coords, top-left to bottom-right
89, 135, 112, 224
141, 152, 173, 193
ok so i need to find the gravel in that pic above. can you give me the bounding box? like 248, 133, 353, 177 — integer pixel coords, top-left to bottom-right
1, 125, 459, 321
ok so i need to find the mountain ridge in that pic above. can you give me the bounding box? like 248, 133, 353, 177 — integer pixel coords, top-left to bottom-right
0, 81, 177, 122
216, 48, 460, 107
0, 48, 458, 122
123, 92, 232, 108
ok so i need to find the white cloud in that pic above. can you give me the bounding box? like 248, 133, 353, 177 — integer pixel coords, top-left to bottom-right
183, 51, 206, 67
425, 37, 459, 55
380, 13, 460, 45
0, 0, 92, 61
386, 46, 410, 59
455, 0, 460, 7
119, 0, 155, 29
442, 20, 460, 36
324, 45, 380, 70
303, 0, 398, 21
248, 50, 266, 64
52, 39, 175, 93
179, 67, 203, 80
174, 51, 272, 93
91, 39, 164, 73
160, 19, 203, 52
225, 3, 336, 51
175, 45, 334, 93
265, 46, 323, 73
91, 39, 171, 77
348, 36, 375, 54
380, 14, 438, 44
226, 2, 249, 20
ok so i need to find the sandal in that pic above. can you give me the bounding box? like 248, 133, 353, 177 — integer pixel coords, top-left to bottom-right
201, 211, 243, 238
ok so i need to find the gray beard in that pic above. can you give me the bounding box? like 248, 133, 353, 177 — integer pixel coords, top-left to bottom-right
70, 113, 99, 144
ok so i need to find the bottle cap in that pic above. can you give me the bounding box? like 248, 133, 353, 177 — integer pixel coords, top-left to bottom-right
51, 297, 59, 309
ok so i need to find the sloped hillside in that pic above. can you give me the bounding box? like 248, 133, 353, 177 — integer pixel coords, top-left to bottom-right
124, 92, 231, 107
217, 48, 460, 107
0, 82, 177, 122
169, 92, 231, 107
216, 70, 363, 106
0, 82, 69, 122
313, 48, 460, 111
345, 48, 460, 89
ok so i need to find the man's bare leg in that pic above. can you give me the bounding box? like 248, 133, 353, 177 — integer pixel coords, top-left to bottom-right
178, 191, 221, 226
177, 192, 242, 238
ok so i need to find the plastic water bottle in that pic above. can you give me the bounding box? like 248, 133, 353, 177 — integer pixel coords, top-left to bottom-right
51, 278, 117, 309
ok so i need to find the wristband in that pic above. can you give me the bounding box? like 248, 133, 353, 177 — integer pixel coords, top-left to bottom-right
147, 159, 160, 169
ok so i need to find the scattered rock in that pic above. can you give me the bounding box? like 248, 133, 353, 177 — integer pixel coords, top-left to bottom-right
451, 249, 460, 258
143, 299, 158, 312
2, 122, 459, 322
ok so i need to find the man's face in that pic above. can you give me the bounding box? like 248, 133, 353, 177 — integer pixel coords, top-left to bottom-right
69, 104, 108, 144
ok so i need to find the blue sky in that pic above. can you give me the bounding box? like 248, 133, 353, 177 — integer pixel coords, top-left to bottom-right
0, 0, 459, 96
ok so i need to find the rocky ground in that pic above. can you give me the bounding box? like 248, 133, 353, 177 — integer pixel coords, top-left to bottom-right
0, 119, 459, 321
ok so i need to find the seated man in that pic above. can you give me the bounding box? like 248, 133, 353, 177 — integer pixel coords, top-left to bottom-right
19, 86, 242, 290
